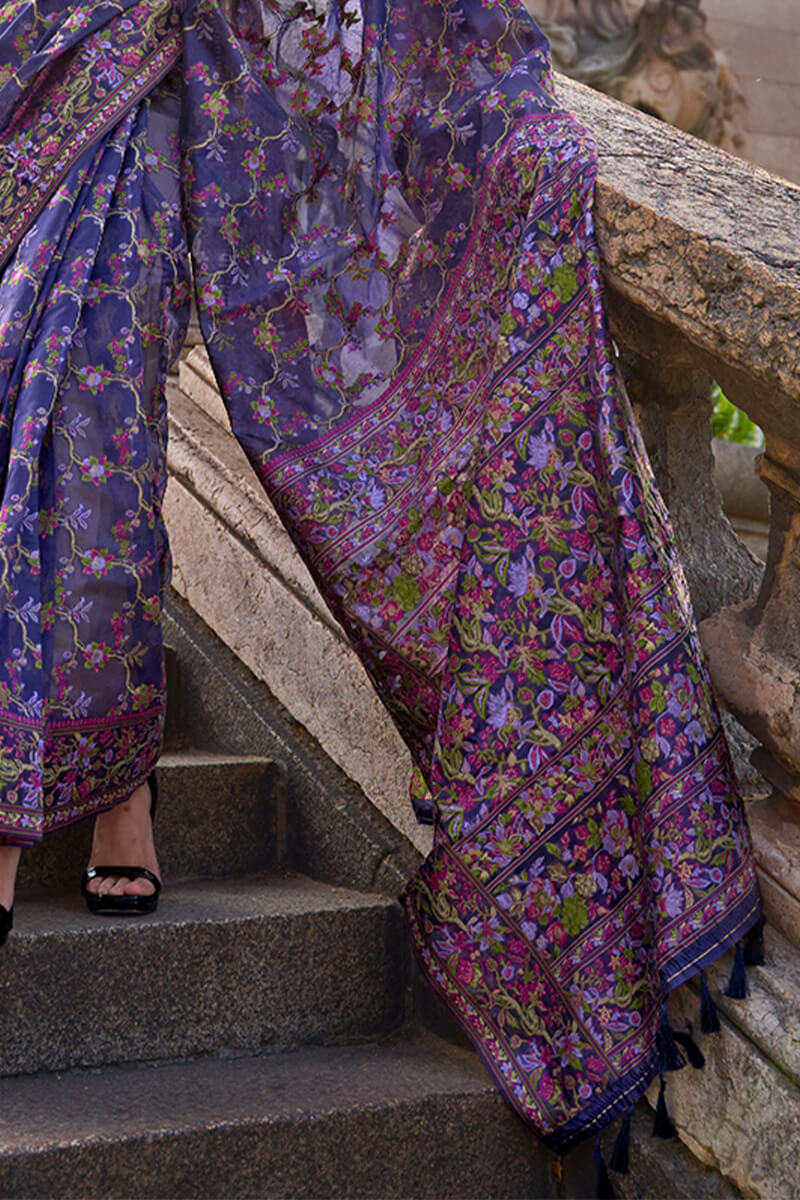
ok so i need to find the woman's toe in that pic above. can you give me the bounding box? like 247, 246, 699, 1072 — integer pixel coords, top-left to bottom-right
122, 876, 155, 897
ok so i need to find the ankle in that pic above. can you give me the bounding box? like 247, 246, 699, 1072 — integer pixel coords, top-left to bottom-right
0, 844, 22, 911
95, 781, 152, 821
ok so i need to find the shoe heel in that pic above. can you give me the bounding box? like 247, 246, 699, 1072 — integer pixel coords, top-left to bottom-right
0, 903, 13, 947
148, 769, 158, 822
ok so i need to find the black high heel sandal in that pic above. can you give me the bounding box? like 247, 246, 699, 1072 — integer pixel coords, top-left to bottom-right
0, 903, 12, 946
81, 771, 161, 917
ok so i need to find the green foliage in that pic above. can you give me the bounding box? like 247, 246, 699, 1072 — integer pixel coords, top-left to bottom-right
711, 383, 765, 449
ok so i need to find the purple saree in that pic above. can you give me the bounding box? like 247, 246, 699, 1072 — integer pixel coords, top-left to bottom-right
0, 0, 761, 1156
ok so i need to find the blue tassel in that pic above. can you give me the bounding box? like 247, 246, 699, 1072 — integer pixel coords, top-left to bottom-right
724, 942, 748, 999
652, 1074, 677, 1139
657, 1001, 686, 1073
673, 1022, 705, 1069
743, 917, 766, 966
594, 1134, 617, 1199
700, 969, 721, 1033
609, 1106, 632, 1175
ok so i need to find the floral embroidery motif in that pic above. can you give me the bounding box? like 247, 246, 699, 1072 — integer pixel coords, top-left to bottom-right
0, 33, 189, 838
0, 0, 760, 1148
0, 0, 181, 272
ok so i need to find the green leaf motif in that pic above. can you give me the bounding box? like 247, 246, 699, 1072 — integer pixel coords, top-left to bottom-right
635, 757, 653, 801
391, 573, 421, 612
586, 816, 601, 851
499, 311, 517, 336
551, 264, 578, 302
559, 894, 589, 937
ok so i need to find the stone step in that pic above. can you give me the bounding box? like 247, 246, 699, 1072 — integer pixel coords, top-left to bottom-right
0, 1031, 596, 1199
748, 790, 800, 950
0, 873, 405, 1077
16, 752, 286, 897
162, 594, 423, 899
656, 924, 800, 1200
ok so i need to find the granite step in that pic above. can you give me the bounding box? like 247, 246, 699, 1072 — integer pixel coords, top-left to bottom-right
0, 873, 405, 1077
0, 1031, 594, 1200
16, 752, 286, 897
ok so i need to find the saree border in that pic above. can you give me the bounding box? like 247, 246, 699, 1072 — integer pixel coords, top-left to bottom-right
0, 30, 183, 275
264, 110, 586, 482
404, 863, 762, 1154
0, 702, 166, 845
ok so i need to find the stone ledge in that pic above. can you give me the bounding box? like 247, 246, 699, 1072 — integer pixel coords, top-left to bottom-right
0, 1031, 595, 1200
555, 75, 800, 442
1, 873, 406, 1077
703, 928, 800, 1095
173, 355, 338, 637
165, 383, 429, 858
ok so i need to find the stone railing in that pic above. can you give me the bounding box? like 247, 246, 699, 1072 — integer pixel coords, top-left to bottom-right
551, 76, 800, 1198
164, 74, 800, 1199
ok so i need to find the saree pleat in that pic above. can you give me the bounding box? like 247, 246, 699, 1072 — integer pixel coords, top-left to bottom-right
0, 0, 761, 1151
0, 72, 189, 841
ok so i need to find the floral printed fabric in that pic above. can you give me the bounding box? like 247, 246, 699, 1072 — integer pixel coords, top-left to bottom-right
0, 0, 761, 1149
0, 6, 187, 839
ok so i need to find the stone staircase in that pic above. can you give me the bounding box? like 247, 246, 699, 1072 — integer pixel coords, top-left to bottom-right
0, 596, 569, 1199
0, 596, 741, 1200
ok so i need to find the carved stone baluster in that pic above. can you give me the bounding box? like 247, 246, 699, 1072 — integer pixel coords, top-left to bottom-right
608, 292, 762, 621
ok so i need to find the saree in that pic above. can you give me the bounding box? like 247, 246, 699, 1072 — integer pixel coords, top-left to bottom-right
0, 0, 762, 1156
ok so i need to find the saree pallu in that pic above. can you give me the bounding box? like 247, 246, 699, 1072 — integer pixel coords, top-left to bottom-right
0, 0, 761, 1153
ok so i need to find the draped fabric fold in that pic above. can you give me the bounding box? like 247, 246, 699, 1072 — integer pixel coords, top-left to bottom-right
0, 0, 761, 1151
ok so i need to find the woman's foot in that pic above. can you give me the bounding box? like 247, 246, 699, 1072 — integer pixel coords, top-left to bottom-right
0, 843, 21, 911
84, 780, 160, 898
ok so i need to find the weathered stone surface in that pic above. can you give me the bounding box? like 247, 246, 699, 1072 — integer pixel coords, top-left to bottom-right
748, 793, 800, 939
642, 928, 800, 1200
179, 343, 232, 430
162, 594, 422, 898
702, 929, 800, 1093
699, 602, 800, 769
0, 873, 405, 1076
529, 2, 747, 152
165, 381, 429, 860
599, 1101, 742, 1200
619, 332, 761, 620
555, 75, 800, 460
657, 984, 800, 1200
755, 868, 800, 952
713, 441, 770, 524
751, 747, 800, 805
